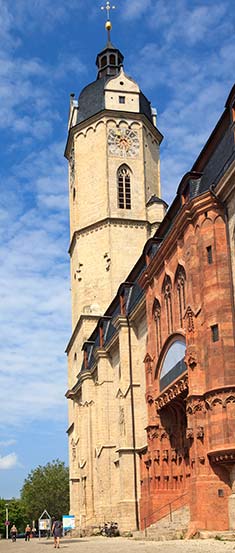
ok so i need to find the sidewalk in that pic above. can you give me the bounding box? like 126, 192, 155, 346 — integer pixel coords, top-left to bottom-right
0, 535, 234, 553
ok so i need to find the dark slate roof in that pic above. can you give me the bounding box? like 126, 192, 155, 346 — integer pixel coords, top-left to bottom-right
192, 125, 235, 194
77, 77, 107, 124
77, 74, 154, 125
146, 194, 168, 208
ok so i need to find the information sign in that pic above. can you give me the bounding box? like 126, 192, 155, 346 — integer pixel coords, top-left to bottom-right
62, 515, 75, 530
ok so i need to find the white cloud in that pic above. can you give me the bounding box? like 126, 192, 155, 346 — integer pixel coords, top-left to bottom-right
0, 453, 18, 470
0, 440, 17, 447
121, 0, 152, 19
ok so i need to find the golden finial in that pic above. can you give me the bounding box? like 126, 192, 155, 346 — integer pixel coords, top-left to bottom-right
101, 1, 116, 40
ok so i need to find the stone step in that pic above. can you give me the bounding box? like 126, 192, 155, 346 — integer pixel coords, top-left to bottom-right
198, 530, 235, 541
135, 505, 190, 541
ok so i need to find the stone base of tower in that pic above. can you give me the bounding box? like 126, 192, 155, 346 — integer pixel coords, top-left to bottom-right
188, 476, 230, 532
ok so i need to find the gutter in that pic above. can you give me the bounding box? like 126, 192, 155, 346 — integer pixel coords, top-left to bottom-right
126, 313, 140, 531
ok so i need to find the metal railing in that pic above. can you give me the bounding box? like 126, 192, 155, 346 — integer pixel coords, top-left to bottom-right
143, 491, 189, 536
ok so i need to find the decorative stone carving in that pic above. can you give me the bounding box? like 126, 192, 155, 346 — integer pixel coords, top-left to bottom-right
198, 456, 205, 464
186, 397, 206, 415
163, 449, 169, 461
71, 436, 79, 461
155, 374, 188, 411
160, 430, 169, 441
144, 353, 153, 374
144, 458, 152, 468
69, 144, 75, 187
186, 427, 194, 439
154, 450, 160, 462
208, 450, 235, 464
171, 449, 177, 461
147, 426, 159, 440
184, 345, 197, 370
196, 426, 204, 439
119, 406, 126, 435
205, 389, 235, 410
184, 306, 195, 332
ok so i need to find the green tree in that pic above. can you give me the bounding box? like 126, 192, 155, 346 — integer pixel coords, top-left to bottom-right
21, 459, 69, 522
0, 498, 27, 536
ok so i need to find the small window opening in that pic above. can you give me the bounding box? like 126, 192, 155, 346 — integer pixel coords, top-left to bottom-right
218, 489, 224, 497
101, 56, 107, 68
211, 324, 219, 342
73, 188, 76, 201
207, 245, 213, 264
119, 96, 125, 104
120, 81, 124, 85
110, 54, 116, 65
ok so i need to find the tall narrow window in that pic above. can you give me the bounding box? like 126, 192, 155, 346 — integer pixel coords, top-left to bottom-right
207, 245, 213, 264
117, 165, 131, 209
175, 265, 186, 328
153, 298, 162, 355
162, 275, 173, 334
211, 324, 219, 342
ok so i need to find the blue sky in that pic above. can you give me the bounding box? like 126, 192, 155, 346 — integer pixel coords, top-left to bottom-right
0, 0, 234, 499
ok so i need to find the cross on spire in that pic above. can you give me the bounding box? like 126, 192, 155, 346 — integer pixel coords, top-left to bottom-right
101, 1, 116, 21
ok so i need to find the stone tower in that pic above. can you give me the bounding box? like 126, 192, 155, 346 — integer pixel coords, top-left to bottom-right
65, 16, 166, 531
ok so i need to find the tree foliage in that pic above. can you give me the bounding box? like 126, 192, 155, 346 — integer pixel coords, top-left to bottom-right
0, 498, 27, 536
20, 459, 69, 522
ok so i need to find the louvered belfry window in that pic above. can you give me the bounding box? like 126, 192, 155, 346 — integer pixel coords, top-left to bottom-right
118, 165, 131, 209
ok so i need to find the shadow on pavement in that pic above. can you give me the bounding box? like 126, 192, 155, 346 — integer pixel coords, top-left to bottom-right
41, 539, 89, 545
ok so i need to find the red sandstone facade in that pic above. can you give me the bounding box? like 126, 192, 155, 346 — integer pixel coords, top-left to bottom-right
139, 185, 235, 532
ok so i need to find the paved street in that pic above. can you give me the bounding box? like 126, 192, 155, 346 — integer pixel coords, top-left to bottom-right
0, 536, 235, 553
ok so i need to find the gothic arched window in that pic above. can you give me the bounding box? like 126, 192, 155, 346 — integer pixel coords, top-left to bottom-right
159, 339, 186, 391
175, 265, 186, 328
162, 275, 173, 334
153, 298, 162, 356
117, 165, 131, 209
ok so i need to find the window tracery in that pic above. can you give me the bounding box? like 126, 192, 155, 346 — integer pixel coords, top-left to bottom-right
162, 275, 173, 334
153, 298, 162, 355
117, 165, 131, 209
175, 265, 186, 328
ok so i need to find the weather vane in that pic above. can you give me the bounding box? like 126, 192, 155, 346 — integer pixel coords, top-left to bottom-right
101, 1, 116, 40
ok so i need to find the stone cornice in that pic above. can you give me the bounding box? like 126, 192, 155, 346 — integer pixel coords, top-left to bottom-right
64, 109, 163, 159
155, 373, 188, 411
69, 217, 150, 255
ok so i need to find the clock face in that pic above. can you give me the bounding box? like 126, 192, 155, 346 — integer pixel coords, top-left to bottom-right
108, 128, 139, 158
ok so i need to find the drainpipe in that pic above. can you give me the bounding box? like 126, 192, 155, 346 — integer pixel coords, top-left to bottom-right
209, 185, 235, 340
126, 314, 140, 531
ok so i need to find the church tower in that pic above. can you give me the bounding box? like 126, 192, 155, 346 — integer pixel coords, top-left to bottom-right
65, 7, 166, 530
65, 13, 166, 370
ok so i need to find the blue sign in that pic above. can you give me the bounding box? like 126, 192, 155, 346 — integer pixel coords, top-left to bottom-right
62, 515, 75, 530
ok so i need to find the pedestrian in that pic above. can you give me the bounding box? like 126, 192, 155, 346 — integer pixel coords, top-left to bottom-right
51, 517, 62, 549
25, 523, 31, 541
10, 524, 17, 542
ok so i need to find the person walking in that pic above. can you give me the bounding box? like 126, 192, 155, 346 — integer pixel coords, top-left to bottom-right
25, 523, 31, 541
10, 524, 17, 542
52, 518, 62, 549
